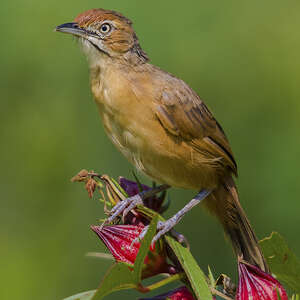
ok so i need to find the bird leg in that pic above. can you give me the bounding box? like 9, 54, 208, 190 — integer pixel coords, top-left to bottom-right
134, 189, 212, 245
105, 184, 170, 224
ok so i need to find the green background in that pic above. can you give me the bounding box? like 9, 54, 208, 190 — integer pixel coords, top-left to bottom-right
1, 0, 300, 299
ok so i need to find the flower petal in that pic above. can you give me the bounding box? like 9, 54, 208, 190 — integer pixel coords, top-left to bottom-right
91, 224, 143, 265
119, 177, 150, 197
237, 262, 288, 300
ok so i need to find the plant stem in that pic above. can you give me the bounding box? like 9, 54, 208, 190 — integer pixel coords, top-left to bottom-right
211, 287, 234, 300
144, 273, 185, 292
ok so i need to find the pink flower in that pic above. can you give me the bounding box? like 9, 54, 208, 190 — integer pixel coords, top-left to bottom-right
236, 262, 288, 300
91, 224, 145, 264
139, 286, 195, 300
91, 224, 176, 278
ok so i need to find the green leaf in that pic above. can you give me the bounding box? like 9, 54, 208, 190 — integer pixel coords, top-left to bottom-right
259, 232, 300, 293
63, 290, 96, 300
110, 177, 128, 198
207, 266, 215, 288
145, 273, 185, 291
91, 263, 136, 300
133, 215, 158, 283
132, 171, 144, 193
137, 203, 159, 216
166, 235, 212, 300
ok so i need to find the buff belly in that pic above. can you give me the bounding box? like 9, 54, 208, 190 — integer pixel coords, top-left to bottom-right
99, 107, 219, 191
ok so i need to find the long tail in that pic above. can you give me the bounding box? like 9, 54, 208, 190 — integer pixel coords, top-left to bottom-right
204, 177, 269, 272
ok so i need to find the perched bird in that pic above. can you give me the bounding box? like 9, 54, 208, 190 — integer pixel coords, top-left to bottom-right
56, 8, 268, 271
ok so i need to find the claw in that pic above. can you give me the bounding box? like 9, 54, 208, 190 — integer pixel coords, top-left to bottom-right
130, 225, 149, 248
106, 184, 170, 224
107, 194, 142, 223
122, 195, 143, 218
109, 197, 128, 214
129, 219, 188, 249
130, 219, 178, 248
170, 229, 190, 248
151, 219, 176, 244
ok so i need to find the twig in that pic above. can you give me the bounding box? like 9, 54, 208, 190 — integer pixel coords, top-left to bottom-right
88, 171, 102, 179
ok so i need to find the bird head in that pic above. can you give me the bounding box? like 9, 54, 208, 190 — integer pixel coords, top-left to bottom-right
55, 9, 148, 63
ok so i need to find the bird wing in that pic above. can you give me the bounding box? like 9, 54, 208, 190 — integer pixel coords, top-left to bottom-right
154, 80, 237, 175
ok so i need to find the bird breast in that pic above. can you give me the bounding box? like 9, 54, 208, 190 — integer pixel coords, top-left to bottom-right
91, 70, 148, 174
90, 64, 220, 191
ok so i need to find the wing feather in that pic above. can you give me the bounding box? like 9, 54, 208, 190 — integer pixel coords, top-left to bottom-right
155, 84, 237, 175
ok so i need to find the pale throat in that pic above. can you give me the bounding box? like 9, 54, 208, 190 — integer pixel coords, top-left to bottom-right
79, 38, 111, 71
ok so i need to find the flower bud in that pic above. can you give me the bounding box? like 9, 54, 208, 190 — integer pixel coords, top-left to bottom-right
91, 224, 144, 264
91, 224, 176, 278
119, 177, 166, 213
236, 261, 288, 300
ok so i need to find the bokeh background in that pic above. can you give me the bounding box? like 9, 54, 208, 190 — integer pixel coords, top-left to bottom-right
1, 0, 300, 299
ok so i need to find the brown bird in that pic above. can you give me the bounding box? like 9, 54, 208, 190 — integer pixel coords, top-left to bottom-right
56, 8, 268, 271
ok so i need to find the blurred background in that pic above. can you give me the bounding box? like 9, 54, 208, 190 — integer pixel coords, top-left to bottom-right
1, 0, 300, 299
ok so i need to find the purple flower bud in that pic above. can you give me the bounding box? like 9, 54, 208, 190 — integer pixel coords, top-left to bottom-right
119, 177, 151, 197
119, 177, 165, 213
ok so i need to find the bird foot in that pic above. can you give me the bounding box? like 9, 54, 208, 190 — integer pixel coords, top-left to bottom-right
106, 194, 143, 224
105, 184, 170, 225
131, 216, 182, 247
154, 218, 180, 243
130, 189, 212, 246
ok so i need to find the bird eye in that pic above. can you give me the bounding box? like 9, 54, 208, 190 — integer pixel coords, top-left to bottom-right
100, 23, 111, 34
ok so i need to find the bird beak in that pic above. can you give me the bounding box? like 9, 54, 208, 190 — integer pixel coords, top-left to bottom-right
55, 22, 88, 38
55, 21, 106, 55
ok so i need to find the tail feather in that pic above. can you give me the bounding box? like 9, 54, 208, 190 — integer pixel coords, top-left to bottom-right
204, 177, 269, 272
